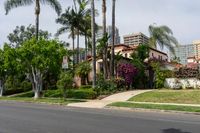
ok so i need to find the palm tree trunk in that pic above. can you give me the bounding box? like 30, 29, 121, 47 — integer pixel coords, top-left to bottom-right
85, 33, 88, 60
110, 0, 116, 78
35, 0, 40, 41
102, 0, 108, 79
72, 28, 75, 69
77, 29, 80, 63
91, 0, 96, 88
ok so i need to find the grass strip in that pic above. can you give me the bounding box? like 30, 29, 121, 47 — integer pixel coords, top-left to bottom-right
0, 97, 85, 105
129, 90, 200, 104
109, 102, 200, 113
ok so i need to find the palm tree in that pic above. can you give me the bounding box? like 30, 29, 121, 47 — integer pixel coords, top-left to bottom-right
73, 0, 90, 63
4, 0, 62, 41
102, 0, 108, 79
56, 7, 76, 68
148, 24, 179, 54
110, 0, 116, 78
91, 0, 96, 88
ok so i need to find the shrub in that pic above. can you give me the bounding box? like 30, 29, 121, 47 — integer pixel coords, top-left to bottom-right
43, 89, 62, 98
95, 73, 118, 95
79, 85, 92, 90
57, 71, 74, 99
117, 63, 138, 88
67, 89, 96, 99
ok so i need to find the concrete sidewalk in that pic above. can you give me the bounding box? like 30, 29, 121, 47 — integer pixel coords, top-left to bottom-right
68, 90, 152, 108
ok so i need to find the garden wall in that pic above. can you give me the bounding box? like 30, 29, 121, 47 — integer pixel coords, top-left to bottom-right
164, 78, 200, 89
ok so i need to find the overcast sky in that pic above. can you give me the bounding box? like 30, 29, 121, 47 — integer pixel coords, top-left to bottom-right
1, 0, 200, 48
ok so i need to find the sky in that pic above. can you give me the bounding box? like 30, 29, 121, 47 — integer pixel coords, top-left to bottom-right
1, 0, 200, 48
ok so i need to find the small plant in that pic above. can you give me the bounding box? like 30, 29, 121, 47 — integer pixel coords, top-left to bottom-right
57, 71, 73, 99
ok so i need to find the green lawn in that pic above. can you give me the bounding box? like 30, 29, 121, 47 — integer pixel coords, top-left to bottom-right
0, 97, 84, 105
129, 90, 200, 104
109, 102, 200, 113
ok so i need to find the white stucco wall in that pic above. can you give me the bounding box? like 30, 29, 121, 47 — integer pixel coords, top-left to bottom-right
164, 78, 200, 89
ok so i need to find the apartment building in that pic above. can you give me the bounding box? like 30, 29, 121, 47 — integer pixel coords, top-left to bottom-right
96, 25, 120, 45
193, 40, 200, 60
170, 44, 195, 65
123, 32, 149, 46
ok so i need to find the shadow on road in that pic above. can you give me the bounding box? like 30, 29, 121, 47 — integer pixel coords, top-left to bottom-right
163, 128, 191, 133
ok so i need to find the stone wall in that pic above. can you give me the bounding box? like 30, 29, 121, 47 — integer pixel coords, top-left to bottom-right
164, 78, 200, 89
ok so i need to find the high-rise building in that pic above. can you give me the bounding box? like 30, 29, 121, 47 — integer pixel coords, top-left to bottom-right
193, 40, 200, 59
170, 44, 195, 65
96, 26, 120, 45
123, 32, 149, 46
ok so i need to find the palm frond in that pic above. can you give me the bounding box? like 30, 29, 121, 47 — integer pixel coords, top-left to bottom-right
4, 0, 33, 15
41, 0, 62, 15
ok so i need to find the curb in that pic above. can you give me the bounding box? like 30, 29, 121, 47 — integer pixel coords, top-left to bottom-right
105, 106, 200, 115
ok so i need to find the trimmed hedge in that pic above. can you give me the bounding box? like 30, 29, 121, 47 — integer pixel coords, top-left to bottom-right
44, 89, 97, 99
68, 89, 96, 99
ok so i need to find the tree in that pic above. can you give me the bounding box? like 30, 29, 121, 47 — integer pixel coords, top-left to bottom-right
102, 0, 108, 79
91, 0, 96, 88
75, 61, 91, 85
0, 49, 6, 97
110, 0, 116, 78
5, 0, 62, 40
7, 25, 50, 47
56, 8, 76, 68
17, 38, 66, 99
148, 24, 179, 54
130, 44, 150, 88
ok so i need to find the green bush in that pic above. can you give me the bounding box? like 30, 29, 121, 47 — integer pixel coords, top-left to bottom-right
95, 73, 118, 95
67, 89, 97, 99
43, 89, 62, 98
79, 85, 92, 90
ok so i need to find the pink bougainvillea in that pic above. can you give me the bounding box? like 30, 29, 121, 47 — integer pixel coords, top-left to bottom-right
117, 63, 138, 86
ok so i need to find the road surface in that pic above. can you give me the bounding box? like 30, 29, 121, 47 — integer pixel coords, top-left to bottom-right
0, 101, 199, 133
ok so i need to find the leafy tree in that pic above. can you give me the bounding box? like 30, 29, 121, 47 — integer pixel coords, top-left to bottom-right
130, 44, 149, 88
148, 24, 179, 54
7, 25, 51, 47
5, 0, 62, 40
17, 38, 66, 99
75, 61, 91, 85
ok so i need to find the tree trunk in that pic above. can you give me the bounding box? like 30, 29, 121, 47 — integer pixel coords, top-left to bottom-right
110, 0, 116, 78
31, 66, 43, 99
85, 34, 88, 60
102, 0, 108, 79
77, 30, 80, 63
72, 28, 75, 68
35, 0, 40, 41
91, 0, 96, 88
0, 80, 4, 97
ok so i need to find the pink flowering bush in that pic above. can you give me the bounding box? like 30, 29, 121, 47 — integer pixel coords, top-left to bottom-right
117, 63, 138, 88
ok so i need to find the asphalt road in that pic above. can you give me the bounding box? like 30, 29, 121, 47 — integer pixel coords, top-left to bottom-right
0, 102, 200, 133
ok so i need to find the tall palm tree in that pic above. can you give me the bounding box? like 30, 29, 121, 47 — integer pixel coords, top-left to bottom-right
102, 0, 108, 79
73, 0, 90, 63
91, 0, 96, 88
56, 7, 76, 68
110, 0, 116, 78
4, 0, 62, 41
148, 24, 179, 54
